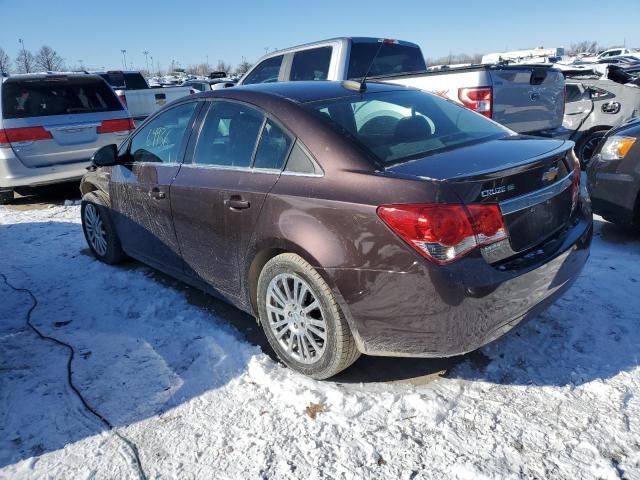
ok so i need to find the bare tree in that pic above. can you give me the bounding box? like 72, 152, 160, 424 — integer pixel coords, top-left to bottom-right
15, 49, 35, 73
569, 41, 599, 55
235, 61, 252, 75
215, 60, 231, 74
34, 45, 65, 71
0, 47, 10, 75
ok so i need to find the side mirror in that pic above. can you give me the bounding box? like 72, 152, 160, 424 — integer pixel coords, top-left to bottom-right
91, 144, 118, 167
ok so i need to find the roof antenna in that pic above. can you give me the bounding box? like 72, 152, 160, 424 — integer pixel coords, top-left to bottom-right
343, 38, 393, 92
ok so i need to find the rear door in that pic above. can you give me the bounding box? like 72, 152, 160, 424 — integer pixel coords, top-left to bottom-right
1, 75, 129, 167
171, 100, 292, 297
109, 101, 200, 272
563, 83, 593, 135
490, 66, 565, 133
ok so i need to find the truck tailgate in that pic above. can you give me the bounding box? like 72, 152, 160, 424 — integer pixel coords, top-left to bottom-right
490, 67, 565, 134
121, 87, 192, 120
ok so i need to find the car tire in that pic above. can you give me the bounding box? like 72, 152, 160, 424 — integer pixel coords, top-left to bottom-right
576, 129, 609, 167
81, 197, 126, 265
257, 253, 360, 379
0, 189, 14, 205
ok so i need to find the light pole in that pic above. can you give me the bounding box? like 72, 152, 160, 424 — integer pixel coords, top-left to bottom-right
78, 59, 84, 70
143, 51, 149, 73
121, 49, 127, 69
18, 38, 29, 73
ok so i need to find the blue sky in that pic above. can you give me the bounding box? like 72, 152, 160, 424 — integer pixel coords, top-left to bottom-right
1, 0, 638, 71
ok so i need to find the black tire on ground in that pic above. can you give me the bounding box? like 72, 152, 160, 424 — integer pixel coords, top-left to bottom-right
0, 189, 14, 205
576, 129, 609, 167
80, 196, 126, 265
257, 253, 360, 379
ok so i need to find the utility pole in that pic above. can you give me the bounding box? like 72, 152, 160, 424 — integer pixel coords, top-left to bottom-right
121, 49, 127, 69
78, 59, 84, 70
143, 50, 149, 72
264, 47, 269, 55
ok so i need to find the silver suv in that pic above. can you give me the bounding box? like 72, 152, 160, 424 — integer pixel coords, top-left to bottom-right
0, 73, 134, 203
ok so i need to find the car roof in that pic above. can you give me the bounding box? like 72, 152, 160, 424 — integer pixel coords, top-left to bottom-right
207, 80, 411, 104
2, 72, 104, 83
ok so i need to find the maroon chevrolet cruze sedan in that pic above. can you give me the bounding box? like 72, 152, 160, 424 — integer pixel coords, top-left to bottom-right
80, 81, 592, 379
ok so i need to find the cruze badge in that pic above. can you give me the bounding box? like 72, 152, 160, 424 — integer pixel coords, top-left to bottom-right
542, 166, 559, 183
481, 184, 515, 198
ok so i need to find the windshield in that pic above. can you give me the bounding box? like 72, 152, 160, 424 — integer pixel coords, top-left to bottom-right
304, 89, 510, 165
347, 41, 427, 79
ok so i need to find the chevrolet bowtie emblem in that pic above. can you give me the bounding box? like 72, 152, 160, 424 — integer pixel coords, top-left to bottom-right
542, 166, 559, 182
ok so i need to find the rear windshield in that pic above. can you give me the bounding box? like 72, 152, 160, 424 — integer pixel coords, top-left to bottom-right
347, 42, 427, 79
304, 90, 509, 165
2, 76, 123, 119
99, 72, 148, 90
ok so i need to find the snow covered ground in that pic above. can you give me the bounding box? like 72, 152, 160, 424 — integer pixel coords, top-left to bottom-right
0, 203, 639, 480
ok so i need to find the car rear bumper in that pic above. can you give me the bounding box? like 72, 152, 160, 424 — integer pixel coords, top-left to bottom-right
523, 126, 574, 140
0, 150, 89, 188
323, 197, 593, 358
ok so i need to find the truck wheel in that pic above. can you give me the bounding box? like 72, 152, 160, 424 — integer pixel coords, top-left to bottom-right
576, 129, 608, 167
0, 189, 14, 205
81, 198, 126, 265
257, 253, 360, 379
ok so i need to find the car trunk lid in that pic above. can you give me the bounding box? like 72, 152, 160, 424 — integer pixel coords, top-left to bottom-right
386, 136, 578, 254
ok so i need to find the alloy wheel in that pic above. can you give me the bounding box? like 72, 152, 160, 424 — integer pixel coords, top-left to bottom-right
84, 203, 108, 257
265, 273, 327, 364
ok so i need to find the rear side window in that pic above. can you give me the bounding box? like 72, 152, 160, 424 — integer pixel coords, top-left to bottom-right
2, 77, 123, 119
242, 55, 283, 85
290, 47, 332, 81
253, 120, 292, 170
193, 101, 264, 167
130, 102, 198, 163
123, 73, 148, 90
347, 42, 426, 79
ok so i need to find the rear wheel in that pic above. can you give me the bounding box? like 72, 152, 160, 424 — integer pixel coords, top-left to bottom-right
0, 189, 14, 205
257, 253, 360, 379
81, 199, 126, 264
576, 129, 608, 167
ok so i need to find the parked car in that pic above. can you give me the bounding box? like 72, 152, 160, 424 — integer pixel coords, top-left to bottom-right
587, 117, 640, 228
597, 48, 640, 60
564, 76, 640, 163
80, 81, 592, 379
95, 70, 192, 122
238, 37, 567, 137
0, 73, 134, 204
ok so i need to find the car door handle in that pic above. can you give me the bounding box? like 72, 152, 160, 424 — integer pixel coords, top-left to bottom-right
148, 187, 166, 200
225, 196, 250, 210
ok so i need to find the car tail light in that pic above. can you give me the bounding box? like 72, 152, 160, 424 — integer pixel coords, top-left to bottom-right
118, 94, 128, 108
377, 203, 507, 265
458, 87, 492, 118
97, 118, 135, 134
0, 126, 53, 145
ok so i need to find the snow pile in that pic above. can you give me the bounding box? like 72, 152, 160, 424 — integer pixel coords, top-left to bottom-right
0, 205, 639, 479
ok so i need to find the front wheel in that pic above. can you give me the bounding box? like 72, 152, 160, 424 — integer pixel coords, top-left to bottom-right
257, 253, 360, 379
576, 129, 608, 167
81, 200, 126, 265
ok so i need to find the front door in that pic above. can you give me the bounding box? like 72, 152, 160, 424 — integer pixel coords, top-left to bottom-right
110, 101, 200, 274
171, 100, 293, 298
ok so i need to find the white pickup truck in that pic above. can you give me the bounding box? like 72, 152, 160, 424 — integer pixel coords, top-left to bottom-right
96, 71, 192, 122
238, 37, 567, 136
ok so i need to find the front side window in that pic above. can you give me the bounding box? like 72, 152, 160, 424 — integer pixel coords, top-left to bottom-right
290, 47, 332, 81
253, 120, 292, 170
193, 101, 264, 168
242, 55, 283, 85
130, 102, 198, 163
305, 90, 509, 165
